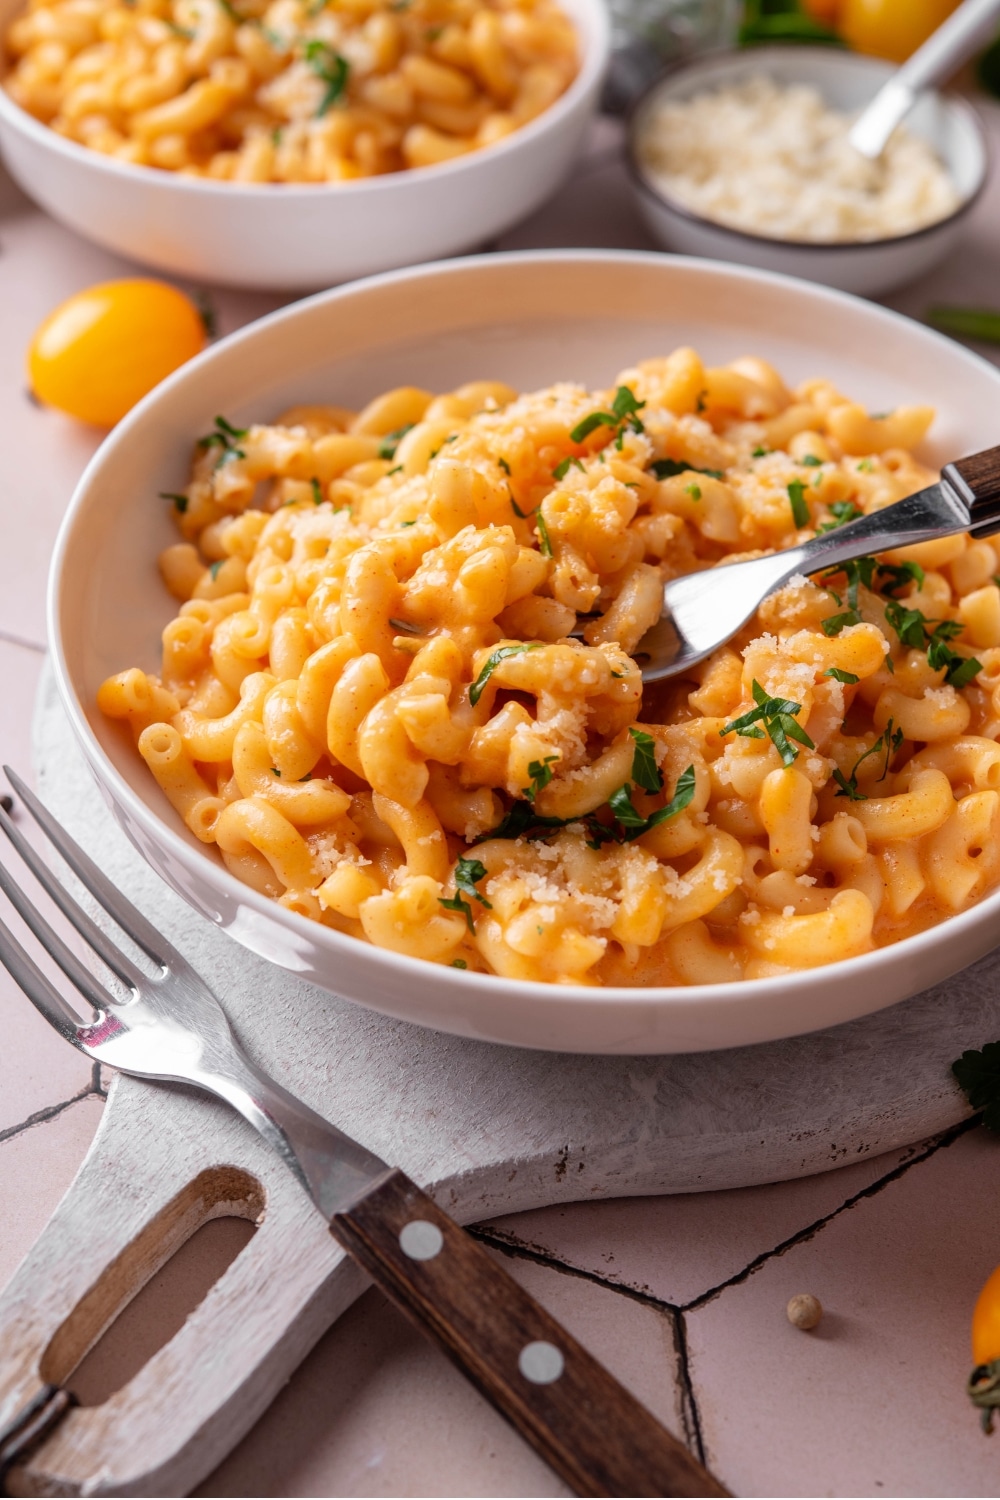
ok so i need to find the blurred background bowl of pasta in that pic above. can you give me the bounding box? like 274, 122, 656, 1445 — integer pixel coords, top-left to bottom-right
48, 250, 1000, 1053
0, 0, 607, 290
626, 45, 989, 298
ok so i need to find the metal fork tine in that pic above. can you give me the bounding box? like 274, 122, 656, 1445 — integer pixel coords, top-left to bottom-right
0, 908, 92, 1049
0, 844, 125, 1017
3, 767, 189, 976
0, 799, 149, 992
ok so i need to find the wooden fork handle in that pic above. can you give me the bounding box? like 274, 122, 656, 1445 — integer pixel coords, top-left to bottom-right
330, 1170, 728, 1499
945, 444, 1000, 530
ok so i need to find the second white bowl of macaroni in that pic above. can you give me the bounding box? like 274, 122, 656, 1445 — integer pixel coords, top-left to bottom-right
50, 251, 1000, 1052
0, 0, 606, 289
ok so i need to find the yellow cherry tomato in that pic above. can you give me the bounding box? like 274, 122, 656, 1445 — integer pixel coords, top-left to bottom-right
972, 1264, 1000, 1368
28, 279, 206, 428
801, 0, 841, 23
839, 0, 961, 62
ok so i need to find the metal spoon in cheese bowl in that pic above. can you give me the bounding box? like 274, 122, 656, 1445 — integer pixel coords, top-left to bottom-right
632, 442, 1000, 682
849, 0, 1000, 160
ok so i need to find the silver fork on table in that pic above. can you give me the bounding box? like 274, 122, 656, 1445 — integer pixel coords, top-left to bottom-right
0, 768, 726, 1500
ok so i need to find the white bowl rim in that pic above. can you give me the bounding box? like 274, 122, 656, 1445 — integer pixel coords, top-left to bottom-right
0, 0, 608, 199
47, 247, 1000, 1021
625, 44, 991, 254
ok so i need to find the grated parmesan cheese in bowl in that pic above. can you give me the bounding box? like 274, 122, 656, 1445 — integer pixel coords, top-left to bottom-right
635, 75, 961, 244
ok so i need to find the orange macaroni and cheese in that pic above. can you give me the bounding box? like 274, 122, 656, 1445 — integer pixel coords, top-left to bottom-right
98, 352, 1000, 986
3, 0, 577, 180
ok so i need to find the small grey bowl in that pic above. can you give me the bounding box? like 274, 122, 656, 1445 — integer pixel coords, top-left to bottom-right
626, 45, 990, 298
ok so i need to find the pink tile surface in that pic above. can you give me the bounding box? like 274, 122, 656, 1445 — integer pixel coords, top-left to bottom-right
481, 1141, 921, 1307
687, 1125, 1000, 1498
0, 1093, 105, 1297
0, 640, 97, 1129
199, 1249, 684, 1498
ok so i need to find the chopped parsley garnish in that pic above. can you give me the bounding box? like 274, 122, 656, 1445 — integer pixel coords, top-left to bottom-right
720, 680, 815, 767
497, 457, 510, 475
857, 458, 874, 472
824, 667, 859, 684
377, 423, 414, 460
310, 476, 323, 505
198, 415, 247, 468
510, 495, 535, 519
629, 727, 663, 793
568, 386, 645, 449
536, 512, 553, 557
451, 958, 468, 969
553, 456, 584, 480
820, 556, 877, 634
159, 491, 188, 513
952, 1042, 1000, 1133
882, 602, 981, 686
603, 765, 697, 842
787, 478, 809, 528
194, 289, 217, 340
822, 611, 860, 637
304, 40, 350, 114
801, 454, 822, 466
695, 391, 707, 413
425, 23, 443, 38
524, 755, 558, 803
388, 617, 424, 635
468, 643, 541, 706
209, 560, 223, 581
650, 458, 724, 480
752, 444, 768, 458
685, 482, 702, 501
831, 718, 903, 800
271, 766, 282, 777
876, 560, 924, 597
818, 500, 862, 532
438, 856, 493, 933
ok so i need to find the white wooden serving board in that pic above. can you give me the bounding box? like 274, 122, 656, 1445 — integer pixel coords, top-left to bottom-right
0, 665, 997, 1496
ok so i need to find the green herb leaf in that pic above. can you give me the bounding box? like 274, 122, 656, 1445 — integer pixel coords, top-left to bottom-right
801, 454, 822, 467
787, 478, 809, 528
198, 415, 247, 468
305, 40, 350, 114
553, 456, 584, 480
439, 855, 493, 933
720, 680, 815, 767
884, 599, 930, 648
468, 643, 541, 706
952, 1042, 1000, 1131
510, 495, 535, 520
751, 444, 768, 458
650, 458, 724, 480
608, 783, 647, 829
833, 717, 903, 800
310, 476, 323, 505
524, 755, 558, 803
857, 458, 874, 472
685, 482, 702, 501
209, 560, 223, 581
928, 307, 1000, 345
377, 423, 414, 460
824, 667, 859, 684
159, 491, 188, 513
876, 560, 924, 596
822, 610, 861, 637
451, 958, 468, 969
818, 500, 863, 533
498, 457, 511, 475
536, 512, 553, 558
569, 386, 645, 446
629, 727, 663, 793
388, 617, 424, 635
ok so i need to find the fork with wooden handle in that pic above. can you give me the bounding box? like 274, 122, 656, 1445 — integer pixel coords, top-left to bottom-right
0, 769, 727, 1500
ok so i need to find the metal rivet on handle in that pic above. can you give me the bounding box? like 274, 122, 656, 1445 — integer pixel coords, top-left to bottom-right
518, 1340, 564, 1384
399, 1219, 444, 1260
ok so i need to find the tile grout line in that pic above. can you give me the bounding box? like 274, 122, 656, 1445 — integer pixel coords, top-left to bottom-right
681, 1115, 979, 1313
0, 627, 45, 655
472, 1117, 981, 1321
0, 1079, 101, 1145
670, 1307, 708, 1467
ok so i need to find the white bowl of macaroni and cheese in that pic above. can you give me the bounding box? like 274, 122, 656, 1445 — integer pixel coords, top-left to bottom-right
0, 0, 606, 290
49, 251, 1000, 1052
627, 48, 988, 298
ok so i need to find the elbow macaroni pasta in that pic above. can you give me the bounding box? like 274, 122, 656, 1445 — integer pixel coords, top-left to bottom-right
99, 350, 1000, 987
3, 0, 577, 181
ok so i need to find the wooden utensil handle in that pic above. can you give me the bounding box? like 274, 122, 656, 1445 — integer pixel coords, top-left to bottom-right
330, 1170, 728, 1499
945, 444, 1000, 524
